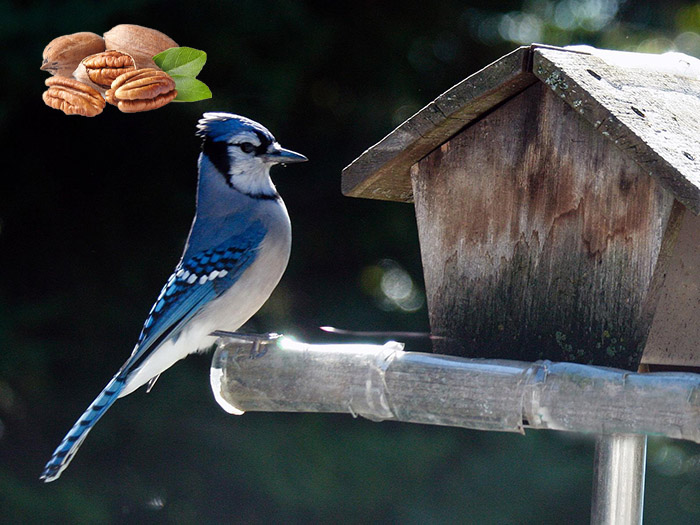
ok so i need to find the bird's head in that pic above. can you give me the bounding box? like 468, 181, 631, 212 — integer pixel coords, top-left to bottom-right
196, 112, 307, 198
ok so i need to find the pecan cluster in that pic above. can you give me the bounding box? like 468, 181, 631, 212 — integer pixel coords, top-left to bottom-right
41, 25, 178, 117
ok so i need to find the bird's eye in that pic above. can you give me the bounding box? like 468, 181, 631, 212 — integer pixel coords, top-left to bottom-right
239, 142, 255, 154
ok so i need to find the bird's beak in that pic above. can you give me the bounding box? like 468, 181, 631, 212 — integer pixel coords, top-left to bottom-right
262, 146, 308, 164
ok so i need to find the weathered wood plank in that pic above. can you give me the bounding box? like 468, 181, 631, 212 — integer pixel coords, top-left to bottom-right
342, 45, 700, 212
411, 82, 677, 369
533, 47, 700, 214
642, 207, 700, 367
341, 46, 537, 201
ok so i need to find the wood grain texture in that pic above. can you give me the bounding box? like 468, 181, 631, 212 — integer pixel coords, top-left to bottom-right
342, 45, 700, 213
411, 82, 677, 369
341, 46, 537, 201
533, 47, 700, 214
642, 208, 700, 367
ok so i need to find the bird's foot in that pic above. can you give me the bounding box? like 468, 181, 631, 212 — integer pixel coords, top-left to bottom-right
210, 330, 281, 359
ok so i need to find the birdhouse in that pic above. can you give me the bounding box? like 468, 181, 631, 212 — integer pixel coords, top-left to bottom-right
342, 45, 699, 371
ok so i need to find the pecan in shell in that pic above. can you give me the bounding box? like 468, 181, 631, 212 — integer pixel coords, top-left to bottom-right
42, 77, 106, 117
104, 24, 178, 69
41, 32, 105, 77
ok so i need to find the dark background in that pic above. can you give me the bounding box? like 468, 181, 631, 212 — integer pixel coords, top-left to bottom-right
1, 0, 699, 522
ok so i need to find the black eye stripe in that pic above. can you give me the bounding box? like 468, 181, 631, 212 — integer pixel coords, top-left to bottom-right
234, 131, 270, 156
201, 137, 230, 179
253, 130, 271, 155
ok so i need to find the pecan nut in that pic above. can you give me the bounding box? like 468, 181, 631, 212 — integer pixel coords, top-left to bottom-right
81, 50, 136, 88
41, 32, 105, 77
42, 77, 106, 117
105, 68, 177, 112
104, 24, 178, 69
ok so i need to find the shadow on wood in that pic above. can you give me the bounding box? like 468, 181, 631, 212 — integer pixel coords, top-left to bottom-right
342, 45, 700, 371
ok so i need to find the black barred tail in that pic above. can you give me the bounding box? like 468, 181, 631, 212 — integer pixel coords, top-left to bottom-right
40, 376, 126, 482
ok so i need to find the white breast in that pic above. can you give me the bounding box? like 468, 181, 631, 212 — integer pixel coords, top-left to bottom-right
119, 198, 291, 397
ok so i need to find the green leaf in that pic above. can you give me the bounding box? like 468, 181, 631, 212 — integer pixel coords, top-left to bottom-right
153, 47, 207, 78
153, 47, 213, 102
170, 75, 212, 102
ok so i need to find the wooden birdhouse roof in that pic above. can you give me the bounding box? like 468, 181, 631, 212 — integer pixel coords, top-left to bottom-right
341, 44, 700, 215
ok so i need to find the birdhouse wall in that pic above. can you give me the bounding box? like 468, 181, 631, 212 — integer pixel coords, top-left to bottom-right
642, 209, 699, 369
410, 81, 678, 369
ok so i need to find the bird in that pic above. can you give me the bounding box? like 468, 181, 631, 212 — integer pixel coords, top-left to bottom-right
41, 112, 307, 482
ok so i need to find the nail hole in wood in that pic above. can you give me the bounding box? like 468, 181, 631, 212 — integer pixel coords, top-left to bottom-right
587, 69, 602, 80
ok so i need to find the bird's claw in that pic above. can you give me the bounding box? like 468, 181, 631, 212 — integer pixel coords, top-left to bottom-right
210, 330, 281, 359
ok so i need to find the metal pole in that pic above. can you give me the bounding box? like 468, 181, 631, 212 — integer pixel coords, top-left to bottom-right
591, 433, 647, 525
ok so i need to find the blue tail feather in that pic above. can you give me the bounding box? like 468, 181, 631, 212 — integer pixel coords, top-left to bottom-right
40, 376, 126, 482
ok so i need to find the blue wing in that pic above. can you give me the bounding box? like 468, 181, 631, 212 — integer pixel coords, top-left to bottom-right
117, 221, 266, 379
42, 223, 267, 482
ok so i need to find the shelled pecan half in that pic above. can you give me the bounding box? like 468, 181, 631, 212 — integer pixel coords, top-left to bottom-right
42, 77, 106, 117
81, 50, 136, 88
105, 68, 177, 112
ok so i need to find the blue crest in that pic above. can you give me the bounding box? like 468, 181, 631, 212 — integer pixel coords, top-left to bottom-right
196, 112, 275, 143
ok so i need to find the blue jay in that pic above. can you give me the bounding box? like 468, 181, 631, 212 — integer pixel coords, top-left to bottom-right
41, 112, 307, 482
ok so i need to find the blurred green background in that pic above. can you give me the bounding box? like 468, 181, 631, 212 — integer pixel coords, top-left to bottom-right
1, 0, 699, 522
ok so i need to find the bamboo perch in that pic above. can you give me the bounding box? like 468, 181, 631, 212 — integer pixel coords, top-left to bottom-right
209, 333, 700, 443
